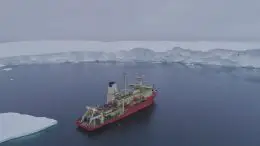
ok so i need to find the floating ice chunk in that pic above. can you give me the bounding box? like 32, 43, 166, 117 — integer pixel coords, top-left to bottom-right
2, 68, 12, 71
0, 112, 57, 143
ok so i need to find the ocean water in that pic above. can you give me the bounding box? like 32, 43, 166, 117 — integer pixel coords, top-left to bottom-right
0, 63, 260, 146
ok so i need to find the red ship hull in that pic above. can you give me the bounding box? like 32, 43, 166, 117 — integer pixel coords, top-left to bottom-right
76, 91, 156, 131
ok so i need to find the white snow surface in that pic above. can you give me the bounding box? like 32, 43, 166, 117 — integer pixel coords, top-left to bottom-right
0, 112, 57, 143
1, 40, 260, 68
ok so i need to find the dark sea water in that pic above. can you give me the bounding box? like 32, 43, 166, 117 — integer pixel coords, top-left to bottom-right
1, 63, 260, 146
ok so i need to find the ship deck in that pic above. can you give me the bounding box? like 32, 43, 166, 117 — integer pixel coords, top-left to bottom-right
76, 92, 156, 131
90, 88, 153, 114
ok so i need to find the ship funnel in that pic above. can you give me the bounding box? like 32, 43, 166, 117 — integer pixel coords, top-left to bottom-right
106, 81, 118, 103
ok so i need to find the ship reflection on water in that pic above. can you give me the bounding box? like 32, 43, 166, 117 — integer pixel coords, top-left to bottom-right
76, 103, 157, 137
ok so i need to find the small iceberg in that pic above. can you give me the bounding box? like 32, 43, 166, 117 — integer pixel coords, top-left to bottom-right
0, 112, 57, 143
2, 68, 12, 71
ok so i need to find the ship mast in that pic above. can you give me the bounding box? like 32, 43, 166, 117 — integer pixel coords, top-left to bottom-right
122, 72, 127, 113
123, 72, 127, 95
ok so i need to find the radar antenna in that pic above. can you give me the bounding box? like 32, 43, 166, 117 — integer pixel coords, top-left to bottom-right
135, 73, 144, 85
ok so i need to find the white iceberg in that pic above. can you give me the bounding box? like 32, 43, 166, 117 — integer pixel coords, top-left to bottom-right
2, 68, 12, 71
1, 40, 260, 68
0, 112, 57, 143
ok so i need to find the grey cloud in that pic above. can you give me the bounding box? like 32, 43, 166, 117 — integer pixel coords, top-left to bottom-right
0, 0, 260, 41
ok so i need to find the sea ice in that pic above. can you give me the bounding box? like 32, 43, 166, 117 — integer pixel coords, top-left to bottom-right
0, 112, 57, 143
2, 68, 12, 71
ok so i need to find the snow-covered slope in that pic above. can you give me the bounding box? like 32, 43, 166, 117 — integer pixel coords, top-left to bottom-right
1, 41, 260, 68
0, 113, 57, 143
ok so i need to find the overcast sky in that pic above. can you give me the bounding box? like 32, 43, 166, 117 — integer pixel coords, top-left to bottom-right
0, 0, 260, 42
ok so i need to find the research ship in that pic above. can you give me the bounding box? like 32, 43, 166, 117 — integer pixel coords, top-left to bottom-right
76, 73, 157, 131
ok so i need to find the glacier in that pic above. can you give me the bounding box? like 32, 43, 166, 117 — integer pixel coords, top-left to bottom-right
1, 40, 260, 68
0, 113, 57, 144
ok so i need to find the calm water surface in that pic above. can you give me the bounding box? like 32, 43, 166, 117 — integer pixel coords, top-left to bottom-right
0, 63, 260, 146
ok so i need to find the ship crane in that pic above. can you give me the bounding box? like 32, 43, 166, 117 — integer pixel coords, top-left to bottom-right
80, 106, 97, 122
